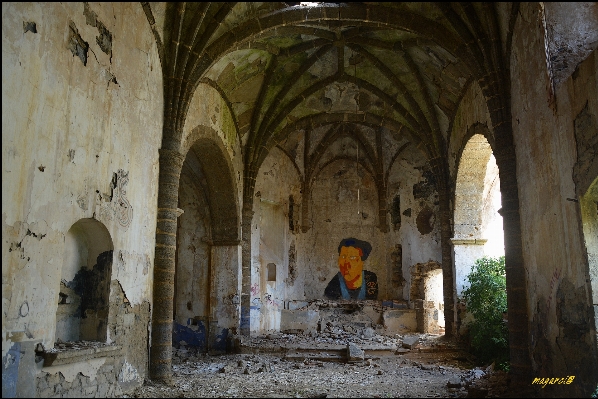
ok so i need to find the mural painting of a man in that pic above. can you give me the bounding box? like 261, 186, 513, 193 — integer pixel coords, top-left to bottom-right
324, 237, 378, 300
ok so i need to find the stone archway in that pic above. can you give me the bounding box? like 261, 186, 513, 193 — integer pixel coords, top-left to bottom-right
173, 133, 241, 355
453, 132, 504, 299
150, 126, 241, 379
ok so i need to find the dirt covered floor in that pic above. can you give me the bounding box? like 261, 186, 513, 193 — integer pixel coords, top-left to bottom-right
120, 332, 512, 398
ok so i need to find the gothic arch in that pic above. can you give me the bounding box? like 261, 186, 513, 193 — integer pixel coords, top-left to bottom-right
453, 128, 504, 300
183, 125, 241, 244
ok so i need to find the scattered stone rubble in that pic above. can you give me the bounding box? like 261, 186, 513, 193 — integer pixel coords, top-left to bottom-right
119, 330, 517, 398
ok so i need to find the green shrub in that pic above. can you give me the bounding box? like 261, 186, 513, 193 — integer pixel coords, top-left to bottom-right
462, 256, 509, 369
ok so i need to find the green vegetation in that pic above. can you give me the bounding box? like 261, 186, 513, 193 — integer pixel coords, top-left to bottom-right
462, 256, 509, 370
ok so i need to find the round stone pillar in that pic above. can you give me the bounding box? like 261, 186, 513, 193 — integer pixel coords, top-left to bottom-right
150, 148, 185, 382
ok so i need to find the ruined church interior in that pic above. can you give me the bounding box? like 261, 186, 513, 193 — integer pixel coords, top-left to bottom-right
2, 2, 598, 398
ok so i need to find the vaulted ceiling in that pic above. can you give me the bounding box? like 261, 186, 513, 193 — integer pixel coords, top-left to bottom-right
143, 2, 516, 203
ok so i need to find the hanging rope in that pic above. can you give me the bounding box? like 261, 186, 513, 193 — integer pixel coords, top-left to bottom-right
357, 140, 360, 215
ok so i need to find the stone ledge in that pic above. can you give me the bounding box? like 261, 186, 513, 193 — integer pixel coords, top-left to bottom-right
450, 238, 488, 245
42, 344, 121, 367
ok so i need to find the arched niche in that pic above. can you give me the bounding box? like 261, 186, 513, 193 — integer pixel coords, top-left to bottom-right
57, 218, 113, 343
453, 133, 504, 297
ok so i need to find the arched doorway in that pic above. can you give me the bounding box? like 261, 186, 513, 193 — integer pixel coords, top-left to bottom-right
173, 131, 241, 355
453, 133, 504, 300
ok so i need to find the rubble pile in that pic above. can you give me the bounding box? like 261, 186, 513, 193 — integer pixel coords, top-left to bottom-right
120, 331, 518, 398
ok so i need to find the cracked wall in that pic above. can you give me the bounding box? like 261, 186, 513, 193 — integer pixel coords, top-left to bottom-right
2, 2, 162, 397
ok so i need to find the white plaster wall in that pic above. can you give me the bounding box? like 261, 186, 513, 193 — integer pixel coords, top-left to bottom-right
425, 269, 445, 328
251, 147, 302, 333
511, 2, 598, 376
212, 245, 242, 330
257, 201, 285, 332
2, 2, 162, 356
454, 243, 486, 297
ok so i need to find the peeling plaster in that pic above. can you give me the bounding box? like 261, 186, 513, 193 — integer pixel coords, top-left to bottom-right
118, 361, 138, 383
41, 357, 106, 383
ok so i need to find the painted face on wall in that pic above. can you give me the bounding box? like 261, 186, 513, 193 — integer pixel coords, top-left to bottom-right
338, 246, 363, 289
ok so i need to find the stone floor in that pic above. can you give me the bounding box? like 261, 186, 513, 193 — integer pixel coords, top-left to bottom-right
120, 331, 515, 398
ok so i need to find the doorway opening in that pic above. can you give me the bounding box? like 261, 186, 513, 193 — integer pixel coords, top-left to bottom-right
453, 134, 504, 297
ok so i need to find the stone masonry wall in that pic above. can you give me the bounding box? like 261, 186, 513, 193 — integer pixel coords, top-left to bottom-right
511, 3, 598, 396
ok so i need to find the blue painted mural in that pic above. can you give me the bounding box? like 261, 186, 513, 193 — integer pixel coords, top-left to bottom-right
172, 318, 207, 351
2, 342, 21, 398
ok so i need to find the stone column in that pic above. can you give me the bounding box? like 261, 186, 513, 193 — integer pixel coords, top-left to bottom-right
150, 148, 184, 382
495, 146, 531, 385
240, 203, 253, 336
482, 69, 532, 385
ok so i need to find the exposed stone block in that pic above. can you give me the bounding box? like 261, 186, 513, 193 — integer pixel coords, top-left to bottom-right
402, 335, 420, 349
383, 309, 417, 333
287, 301, 309, 310
280, 309, 319, 334
347, 342, 364, 362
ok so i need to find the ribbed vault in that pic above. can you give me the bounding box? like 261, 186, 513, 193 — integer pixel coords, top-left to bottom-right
145, 1, 528, 384
143, 2, 513, 183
